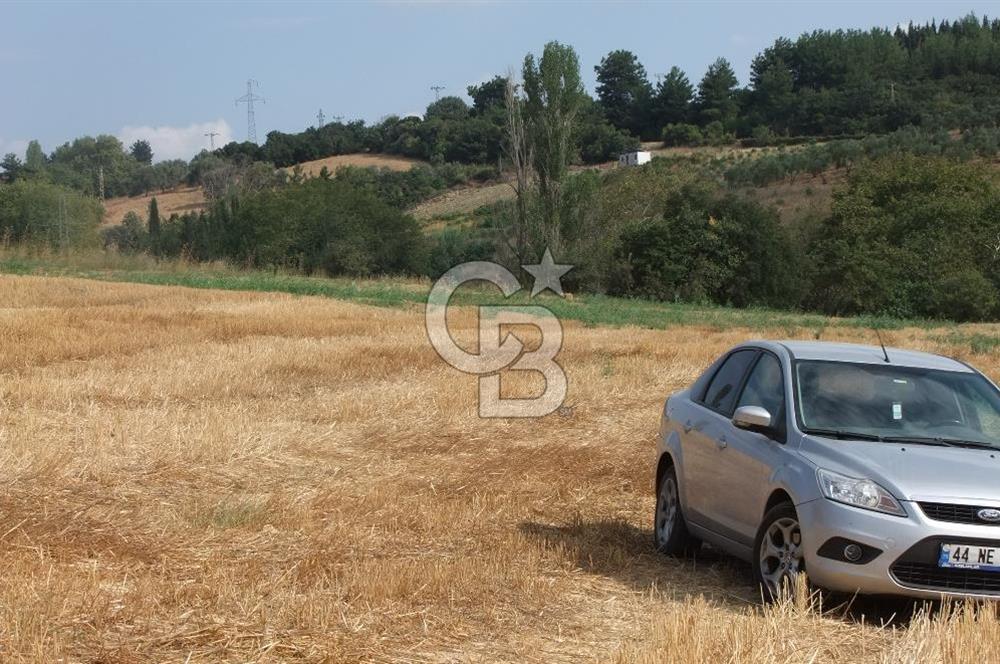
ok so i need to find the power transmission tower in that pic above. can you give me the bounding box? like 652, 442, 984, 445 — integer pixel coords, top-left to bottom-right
235, 79, 265, 143
97, 165, 105, 201
430, 85, 445, 100
317, 108, 326, 128
204, 132, 219, 149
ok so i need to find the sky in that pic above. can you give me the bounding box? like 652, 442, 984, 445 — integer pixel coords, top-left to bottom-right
2, 1, 998, 162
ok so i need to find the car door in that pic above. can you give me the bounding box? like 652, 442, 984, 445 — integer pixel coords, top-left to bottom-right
706, 351, 789, 544
681, 349, 758, 530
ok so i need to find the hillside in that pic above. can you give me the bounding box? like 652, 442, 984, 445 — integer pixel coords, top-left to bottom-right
285, 152, 427, 177
102, 153, 428, 226
100, 143, 838, 230
102, 185, 206, 227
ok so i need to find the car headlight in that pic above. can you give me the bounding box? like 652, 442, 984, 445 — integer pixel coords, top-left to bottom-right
817, 469, 906, 516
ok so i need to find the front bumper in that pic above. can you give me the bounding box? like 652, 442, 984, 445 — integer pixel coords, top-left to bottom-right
798, 498, 1000, 600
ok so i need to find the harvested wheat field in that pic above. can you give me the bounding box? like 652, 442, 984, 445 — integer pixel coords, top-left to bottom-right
2, 274, 1000, 662
102, 187, 208, 227
289, 153, 427, 179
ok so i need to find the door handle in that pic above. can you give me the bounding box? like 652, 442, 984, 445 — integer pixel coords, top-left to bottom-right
716, 435, 728, 450
683, 420, 694, 433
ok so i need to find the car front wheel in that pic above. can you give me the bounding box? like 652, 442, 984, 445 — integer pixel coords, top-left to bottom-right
753, 502, 805, 602
654, 464, 700, 556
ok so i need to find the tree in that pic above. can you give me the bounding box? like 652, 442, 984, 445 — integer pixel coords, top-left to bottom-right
0, 180, 103, 248
809, 155, 1000, 320
611, 186, 799, 307
750, 62, 795, 133
595, 49, 653, 138
130, 139, 153, 165
48, 135, 137, 197
1, 153, 22, 182
467, 75, 508, 114
148, 196, 161, 245
503, 73, 531, 258
576, 98, 639, 163
523, 41, 586, 250
24, 140, 46, 175
652, 66, 695, 129
696, 58, 740, 128
425, 96, 470, 122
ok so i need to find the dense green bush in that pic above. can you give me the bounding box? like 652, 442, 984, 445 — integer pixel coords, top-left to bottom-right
427, 227, 495, 278
609, 185, 801, 307
0, 180, 102, 248
661, 123, 703, 147
577, 120, 639, 164
808, 155, 1000, 321
151, 179, 427, 278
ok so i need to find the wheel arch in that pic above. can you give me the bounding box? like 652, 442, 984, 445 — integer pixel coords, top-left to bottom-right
763, 488, 795, 519
655, 451, 675, 494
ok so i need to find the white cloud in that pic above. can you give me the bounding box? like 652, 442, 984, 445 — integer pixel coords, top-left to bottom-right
117, 120, 234, 162
0, 137, 29, 158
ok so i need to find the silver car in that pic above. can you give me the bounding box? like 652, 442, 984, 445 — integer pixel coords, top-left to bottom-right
654, 340, 1000, 600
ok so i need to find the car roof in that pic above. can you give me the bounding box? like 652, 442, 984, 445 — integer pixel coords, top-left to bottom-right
746, 340, 974, 373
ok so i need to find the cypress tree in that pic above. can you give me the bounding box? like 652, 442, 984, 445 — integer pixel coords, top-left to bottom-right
148, 197, 161, 254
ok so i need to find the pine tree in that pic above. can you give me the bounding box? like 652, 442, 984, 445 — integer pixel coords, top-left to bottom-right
696, 58, 740, 127
130, 140, 153, 165
652, 66, 695, 128
594, 50, 653, 137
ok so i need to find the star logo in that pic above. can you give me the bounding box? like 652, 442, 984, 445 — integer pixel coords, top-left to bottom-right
522, 248, 573, 297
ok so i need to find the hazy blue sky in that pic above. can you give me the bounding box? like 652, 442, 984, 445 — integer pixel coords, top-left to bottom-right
2, 1, 997, 160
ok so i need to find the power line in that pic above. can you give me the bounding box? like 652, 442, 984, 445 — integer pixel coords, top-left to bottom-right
204, 132, 219, 150
430, 85, 445, 100
235, 79, 265, 143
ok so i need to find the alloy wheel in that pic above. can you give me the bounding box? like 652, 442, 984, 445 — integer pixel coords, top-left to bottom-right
656, 475, 679, 547
758, 516, 803, 597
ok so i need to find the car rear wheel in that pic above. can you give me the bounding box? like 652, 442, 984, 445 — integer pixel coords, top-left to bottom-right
753, 502, 805, 602
654, 465, 700, 556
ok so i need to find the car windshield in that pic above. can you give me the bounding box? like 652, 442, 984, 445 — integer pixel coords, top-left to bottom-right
795, 360, 1000, 448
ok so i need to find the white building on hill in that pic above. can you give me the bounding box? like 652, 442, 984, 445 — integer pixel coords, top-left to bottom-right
618, 150, 652, 167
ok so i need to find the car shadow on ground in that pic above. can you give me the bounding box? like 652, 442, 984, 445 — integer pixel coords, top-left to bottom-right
519, 518, 937, 628
519, 518, 757, 609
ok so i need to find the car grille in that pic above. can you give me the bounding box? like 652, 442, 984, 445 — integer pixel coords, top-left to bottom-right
919, 502, 1000, 525
891, 537, 1000, 596
892, 562, 1000, 594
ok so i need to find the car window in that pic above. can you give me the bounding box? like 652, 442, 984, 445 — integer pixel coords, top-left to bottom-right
796, 360, 1000, 447
737, 353, 786, 436
702, 350, 757, 415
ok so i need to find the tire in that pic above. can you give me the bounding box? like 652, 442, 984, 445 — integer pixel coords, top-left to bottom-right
653, 464, 701, 556
753, 502, 806, 603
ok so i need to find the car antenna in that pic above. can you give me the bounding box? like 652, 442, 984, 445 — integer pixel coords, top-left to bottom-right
874, 329, 891, 363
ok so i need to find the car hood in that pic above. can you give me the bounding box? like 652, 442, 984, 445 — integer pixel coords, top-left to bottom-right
799, 435, 1000, 504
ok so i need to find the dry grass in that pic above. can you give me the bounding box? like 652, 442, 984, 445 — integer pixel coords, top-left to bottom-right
409, 182, 515, 224
1, 274, 999, 662
288, 153, 427, 178
102, 186, 208, 227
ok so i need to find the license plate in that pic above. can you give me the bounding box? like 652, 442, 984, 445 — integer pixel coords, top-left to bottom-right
939, 543, 1000, 571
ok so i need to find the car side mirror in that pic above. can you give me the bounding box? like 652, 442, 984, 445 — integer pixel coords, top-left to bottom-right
733, 405, 772, 432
